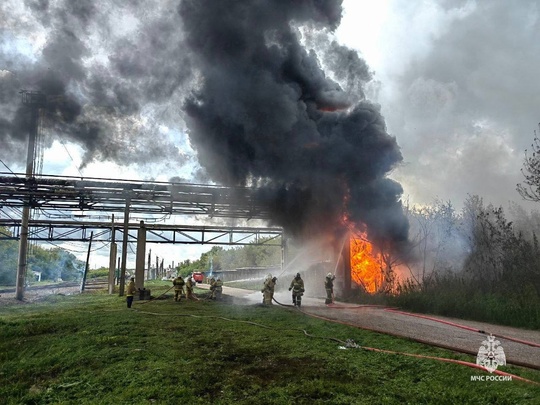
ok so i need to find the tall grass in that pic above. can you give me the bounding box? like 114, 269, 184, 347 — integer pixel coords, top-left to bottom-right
392, 275, 540, 330
1, 282, 539, 404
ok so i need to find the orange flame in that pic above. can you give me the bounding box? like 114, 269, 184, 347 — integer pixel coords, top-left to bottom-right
350, 235, 383, 293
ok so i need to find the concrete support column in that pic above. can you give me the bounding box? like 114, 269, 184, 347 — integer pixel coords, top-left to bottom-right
281, 234, 288, 271
16, 106, 39, 301
108, 243, 117, 294
108, 215, 117, 294
119, 198, 130, 296
135, 221, 146, 290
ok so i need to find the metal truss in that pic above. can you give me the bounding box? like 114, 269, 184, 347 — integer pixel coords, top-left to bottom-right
0, 174, 271, 219
0, 219, 283, 246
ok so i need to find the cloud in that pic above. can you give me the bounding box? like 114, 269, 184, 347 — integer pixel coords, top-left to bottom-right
1, 0, 411, 244
374, 0, 540, 208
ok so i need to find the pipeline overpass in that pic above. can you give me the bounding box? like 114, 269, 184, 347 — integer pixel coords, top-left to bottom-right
0, 219, 282, 246
0, 173, 285, 298
0, 173, 272, 219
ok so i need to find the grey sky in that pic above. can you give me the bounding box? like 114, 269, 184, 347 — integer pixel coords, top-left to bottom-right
344, 0, 540, 209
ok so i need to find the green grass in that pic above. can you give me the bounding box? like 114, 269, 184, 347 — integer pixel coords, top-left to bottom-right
1, 282, 539, 404
391, 279, 540, 330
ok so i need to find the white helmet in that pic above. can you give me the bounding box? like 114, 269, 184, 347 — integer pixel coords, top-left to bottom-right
327, 273, 333, 278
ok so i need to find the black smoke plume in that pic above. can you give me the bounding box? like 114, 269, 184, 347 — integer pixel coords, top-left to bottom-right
179, 0, 408, 242
1, 0, 408, 242
1, 0, 191, 168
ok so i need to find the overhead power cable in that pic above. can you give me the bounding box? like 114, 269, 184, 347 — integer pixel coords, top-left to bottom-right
60, 140, 84, 178
0, 158, 18, 176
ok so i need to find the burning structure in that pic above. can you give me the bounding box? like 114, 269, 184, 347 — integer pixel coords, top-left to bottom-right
179, 0, 410, 293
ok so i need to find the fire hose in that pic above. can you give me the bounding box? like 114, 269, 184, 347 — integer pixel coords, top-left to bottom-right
273, 298, 540, 385
133, 303, 540, 386
135, 285, 175, 304
132, 286, 540, 384
322, 305, 540, 348
383, 309, 540, 348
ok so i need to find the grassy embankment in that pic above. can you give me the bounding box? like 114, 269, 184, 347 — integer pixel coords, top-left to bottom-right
389, 277, 540, 330
1, 281, 539, 404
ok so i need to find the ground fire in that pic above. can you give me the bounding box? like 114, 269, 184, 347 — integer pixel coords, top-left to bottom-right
349, 234, 384, 293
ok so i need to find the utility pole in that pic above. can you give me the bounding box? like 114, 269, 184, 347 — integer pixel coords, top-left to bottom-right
147, 249, 152, 280
80, 232, 94, 292
119, 196, 131, 296
16, 90, 46, 301
108, 214, 117, 294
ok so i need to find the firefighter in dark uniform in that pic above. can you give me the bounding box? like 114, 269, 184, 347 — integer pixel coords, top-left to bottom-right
325, 272, 336, 304
173, 275, 185, 301
289, 273, 305, 307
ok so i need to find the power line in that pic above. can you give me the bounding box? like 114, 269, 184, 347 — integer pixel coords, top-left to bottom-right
0, 158, 18, 176
43, 239, 111, 254
0, 208, 15, 220
60, 140, 84, 178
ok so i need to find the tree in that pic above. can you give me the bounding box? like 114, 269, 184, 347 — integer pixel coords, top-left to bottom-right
0, 228, 84, 285
0, 227, 19, 285
404, 200, 466, 288
517, 123, 540, 201
177, 238, 282, 275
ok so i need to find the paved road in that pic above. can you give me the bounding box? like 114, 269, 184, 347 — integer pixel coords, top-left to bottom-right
218, 285, 540, 371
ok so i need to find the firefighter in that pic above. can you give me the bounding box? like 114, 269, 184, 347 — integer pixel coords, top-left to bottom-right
325, 272, 336, 305
215, 277, 223, 300
126, 277, 136, 308
208, 277, 217, 299
172, 275, 185, 301
262, 274, 277, 305
288, 272, 305, 307
186, 276, 198, 300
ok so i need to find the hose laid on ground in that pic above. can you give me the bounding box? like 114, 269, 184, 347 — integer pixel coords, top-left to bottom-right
134, 288, 540, 380
384, 309, 540, 349
133, 305, 540, 386
320, 303, 540, 349
305, 305, 540, 371
325, 303, 391, 309
135, 285, 174, 305
272, 296, 296, 307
